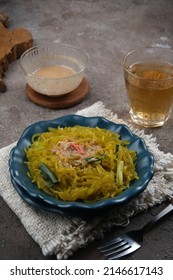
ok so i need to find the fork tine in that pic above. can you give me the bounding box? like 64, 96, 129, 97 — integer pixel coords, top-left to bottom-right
97, 236, 124, 250
98, 235, 141, 260
108, 245, 133, 260
104, 243, 131, 257
99, 239, 128, 253
107, 240, 140, 260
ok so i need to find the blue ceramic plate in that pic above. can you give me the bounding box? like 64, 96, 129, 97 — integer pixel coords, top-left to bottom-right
9, 115, 154, 216
11, 177, 65, 216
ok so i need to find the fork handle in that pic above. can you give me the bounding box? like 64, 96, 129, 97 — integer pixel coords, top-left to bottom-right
141, 203, 173, 234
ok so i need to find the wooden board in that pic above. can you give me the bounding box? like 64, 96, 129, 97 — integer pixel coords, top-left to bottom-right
0, 12, 33, 92
25, 78, 89, 109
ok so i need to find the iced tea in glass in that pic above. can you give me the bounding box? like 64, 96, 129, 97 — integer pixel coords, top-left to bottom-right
123, 47, 173, 127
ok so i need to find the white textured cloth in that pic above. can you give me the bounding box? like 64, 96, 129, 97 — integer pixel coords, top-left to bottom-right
0, 101, 173, 259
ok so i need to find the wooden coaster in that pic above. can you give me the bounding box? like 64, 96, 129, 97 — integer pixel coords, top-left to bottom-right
25, 78, 89, 109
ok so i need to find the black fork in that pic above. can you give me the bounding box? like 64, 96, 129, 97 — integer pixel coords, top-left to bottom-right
98, 203, 173, 260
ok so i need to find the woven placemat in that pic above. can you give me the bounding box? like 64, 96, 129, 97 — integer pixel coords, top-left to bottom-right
0, 101, 173, 259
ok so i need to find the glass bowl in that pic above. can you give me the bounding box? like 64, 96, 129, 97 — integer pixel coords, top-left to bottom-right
9, 115, 154, 218
20, 43, 88, 96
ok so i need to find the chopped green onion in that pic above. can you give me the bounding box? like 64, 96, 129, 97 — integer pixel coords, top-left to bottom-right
39, 163, 58, 187
85, 154, 106, 163
85, 157, 101, 163
116, 160, 124, 185
115, 144, 120, 158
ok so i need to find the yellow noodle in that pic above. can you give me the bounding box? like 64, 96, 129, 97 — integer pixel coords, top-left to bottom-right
25, 125, 139, 202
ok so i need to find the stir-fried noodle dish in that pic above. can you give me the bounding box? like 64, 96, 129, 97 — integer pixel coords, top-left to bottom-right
25, 125, 139, 202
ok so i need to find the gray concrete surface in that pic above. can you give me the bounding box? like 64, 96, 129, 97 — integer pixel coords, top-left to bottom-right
0, 0, 173, 259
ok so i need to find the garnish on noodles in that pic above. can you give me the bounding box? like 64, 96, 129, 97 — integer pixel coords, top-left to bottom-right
25, 125, 139, 202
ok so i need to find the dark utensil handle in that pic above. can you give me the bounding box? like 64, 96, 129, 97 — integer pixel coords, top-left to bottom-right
142, 203, 173, 234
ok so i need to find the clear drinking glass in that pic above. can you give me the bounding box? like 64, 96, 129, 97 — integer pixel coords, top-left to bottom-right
123, 46, 173, 127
